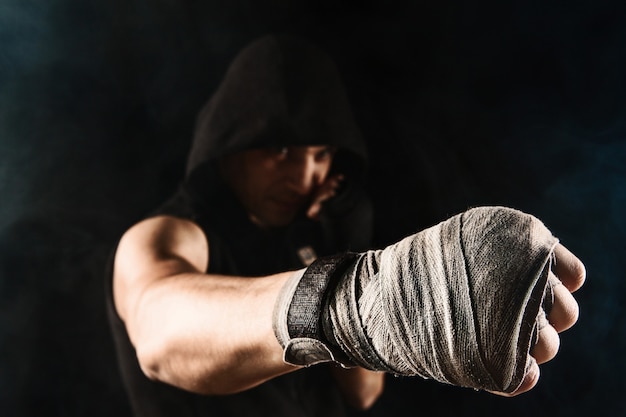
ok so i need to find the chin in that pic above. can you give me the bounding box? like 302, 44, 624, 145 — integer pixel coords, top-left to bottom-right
261, 212, 298, 229
267, 217, 296, 229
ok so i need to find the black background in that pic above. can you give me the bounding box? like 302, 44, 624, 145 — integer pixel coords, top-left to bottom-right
1, 1, 625, 416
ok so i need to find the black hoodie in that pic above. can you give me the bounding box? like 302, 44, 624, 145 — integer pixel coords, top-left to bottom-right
107, 35, 372, 417
159, 34, 372, 274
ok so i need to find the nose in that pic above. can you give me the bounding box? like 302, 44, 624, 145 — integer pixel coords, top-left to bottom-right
285, 154, 322, 196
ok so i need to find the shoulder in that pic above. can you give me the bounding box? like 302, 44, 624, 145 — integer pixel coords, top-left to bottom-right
122, 215, 206, 246
112, 215, 210, 320
115, 215, 209, 279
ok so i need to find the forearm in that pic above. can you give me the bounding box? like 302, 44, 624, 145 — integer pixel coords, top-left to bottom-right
125, 270, 301, 395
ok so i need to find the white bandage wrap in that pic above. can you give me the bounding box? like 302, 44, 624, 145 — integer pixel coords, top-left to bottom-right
324, 206, 558, 392
274, 206, 559, 393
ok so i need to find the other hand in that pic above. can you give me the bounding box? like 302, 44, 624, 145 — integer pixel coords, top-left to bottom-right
307, 173, 344, 220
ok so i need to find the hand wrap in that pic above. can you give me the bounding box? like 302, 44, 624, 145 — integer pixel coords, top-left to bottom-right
273, 206, 559, 393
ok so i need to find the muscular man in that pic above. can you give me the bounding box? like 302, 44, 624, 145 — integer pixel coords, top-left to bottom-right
106, 35, 585, 416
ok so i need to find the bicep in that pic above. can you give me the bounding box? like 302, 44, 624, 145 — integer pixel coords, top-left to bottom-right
112, 215, 209, 322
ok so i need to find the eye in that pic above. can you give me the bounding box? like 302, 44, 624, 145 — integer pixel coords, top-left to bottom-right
266, 146, 289, 158
316, 146, 337, 161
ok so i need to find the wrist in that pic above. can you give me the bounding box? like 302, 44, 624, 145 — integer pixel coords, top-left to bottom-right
272, 253, 359, 367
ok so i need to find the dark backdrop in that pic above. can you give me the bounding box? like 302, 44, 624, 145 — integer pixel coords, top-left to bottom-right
1, 1, 625, 416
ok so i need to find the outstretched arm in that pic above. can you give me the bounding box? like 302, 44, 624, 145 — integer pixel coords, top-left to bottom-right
113, 215, 384, 409
114, 207, 585, 405
113, 215, 297, 395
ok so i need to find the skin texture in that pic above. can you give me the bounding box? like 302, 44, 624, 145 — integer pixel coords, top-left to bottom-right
113, 145, 584, 409
218, 145, 341, 228
492, 243, 585, 397
114, 146, 384, 410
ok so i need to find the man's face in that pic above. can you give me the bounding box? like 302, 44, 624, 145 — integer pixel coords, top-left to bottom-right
219, 145, 337, 228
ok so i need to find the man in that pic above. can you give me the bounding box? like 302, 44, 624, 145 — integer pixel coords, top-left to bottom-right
106, 35, 585, 416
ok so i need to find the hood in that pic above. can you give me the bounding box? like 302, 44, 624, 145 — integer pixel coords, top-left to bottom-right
184, 34, 367, 194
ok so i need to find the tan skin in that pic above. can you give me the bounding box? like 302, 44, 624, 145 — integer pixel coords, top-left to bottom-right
114, 145, 383, 409
217, 145, 344, 228
113, 145, 585, 410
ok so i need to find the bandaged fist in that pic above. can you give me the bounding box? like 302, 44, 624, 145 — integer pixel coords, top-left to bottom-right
497, 243, 585, 396
274, 206, 586, 394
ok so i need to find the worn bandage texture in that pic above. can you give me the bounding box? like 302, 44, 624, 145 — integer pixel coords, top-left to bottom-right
276, 206, 559, 393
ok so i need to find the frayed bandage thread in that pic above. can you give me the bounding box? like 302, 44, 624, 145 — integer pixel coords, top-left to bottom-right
275, 206, 559, 393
